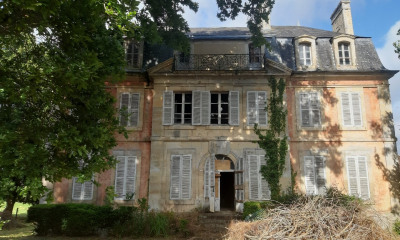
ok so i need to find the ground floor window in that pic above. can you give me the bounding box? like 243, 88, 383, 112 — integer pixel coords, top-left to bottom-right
170, 154, 192, 200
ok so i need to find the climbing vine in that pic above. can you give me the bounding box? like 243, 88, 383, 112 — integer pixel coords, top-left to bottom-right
254, 77, 288, 200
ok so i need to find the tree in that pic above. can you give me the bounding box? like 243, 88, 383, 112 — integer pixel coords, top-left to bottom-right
395, 29, 400, 59
254, 77, 288, 200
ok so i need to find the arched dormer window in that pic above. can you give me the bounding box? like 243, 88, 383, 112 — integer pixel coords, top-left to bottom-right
338, 42, 351, 65
295, 35, 317, 71
332, 35, 356, 70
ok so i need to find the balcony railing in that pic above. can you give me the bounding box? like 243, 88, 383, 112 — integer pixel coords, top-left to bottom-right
174, 54, 264, 71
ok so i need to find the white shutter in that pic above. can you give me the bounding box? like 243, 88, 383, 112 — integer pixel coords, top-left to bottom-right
315, 156, 326, 195
120, 93, 130, 126
72, 177, 83, 200
357, 156, 370, 199
248, 155, 259, 200
170, 155, 181, 199
192, 91, 201, 125
247, 91, 257, 125
204, 159, 210, 198
130, 93, 140, 127
201, 91, 210, 125
210, 155, 216, 197
310, 92, 321, 127
181, 155, 192, 199
300, 93, 311, 127
341, 93, 352, 126
304, 156, 316, 195
346, 156, 358, 197
229, 91, 239, 125
115, 156, 126, 199
257, 92, 268, 126
83, 179, 93, 200
72, 177, 93, 200
163, 91, 174, 125
125, 156, 136, 197
259, 156, 270, 200
351, 93, 362, 126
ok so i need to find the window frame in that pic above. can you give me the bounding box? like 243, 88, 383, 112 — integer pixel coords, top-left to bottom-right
340, 91, 363, 128
247, 91, 268, 126
299, 91, 321, 128
299, 43, 312, 66
72, 176, 94, 201
332, 35, 357, 70
114, 156, 137, 200
248, 155, 270, 201
174, 92, 192, 125
119, 92, 140, 128
304, 156, 326, 195
125, 40, 143, 70
338, 42, 351, 65
170, 154, 192, 200
210, 92, 229, 125
346, 156, 370, 199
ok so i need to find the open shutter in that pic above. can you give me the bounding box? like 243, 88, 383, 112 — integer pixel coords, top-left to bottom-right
201, 91, 210, 125
351, 93, 362, 126
304, 156, 316, 195
192, 91, 201, 125
247, 91, 257, 125
120, 93, 130, 126
358, 156, 370, 199
346, 157, 358, 197
115, 156, 126, 199
181, 155, 192, 199
204, 160, 210, 198
170, 155, 181, 199
72, 177, 83, 200
248, 155, 259, 200
130, 93, 140, 127
315, 156, 326, 195
125, 156, 136, 197
259, 156, 270, 200
300, 93, 311, 127
310, 92, 321, 127
341, 93, 352, 126
229, 91, 239, 126
163, 91, 174, 125
210, 155, 216, 197
258, 92, 267, 125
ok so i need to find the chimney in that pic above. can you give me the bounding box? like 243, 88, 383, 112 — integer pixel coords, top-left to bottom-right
262, 7, 272, 31
330, 0, 354, 35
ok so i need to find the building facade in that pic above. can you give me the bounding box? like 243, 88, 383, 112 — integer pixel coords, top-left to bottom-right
53, 0, 398, 213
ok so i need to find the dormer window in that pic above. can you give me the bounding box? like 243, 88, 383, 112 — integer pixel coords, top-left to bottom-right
249, 43, 261, 63
338, 42, 351, 65
125, 40, 143, 70
299, 43, 312, 66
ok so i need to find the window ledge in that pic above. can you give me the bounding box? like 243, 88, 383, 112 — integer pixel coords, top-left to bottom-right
164, 125, 196, 130
206, 125, 235, 130
166, 199, 195, 205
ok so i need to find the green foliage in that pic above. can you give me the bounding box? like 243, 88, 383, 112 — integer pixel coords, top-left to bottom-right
254, 77, 288, 200
325, 186, 362, 208
243, 201, 269, 220
148, 212, 169, 237
393, 219, 400, 235
104, 186, 118, 206
394, 29, 400, 59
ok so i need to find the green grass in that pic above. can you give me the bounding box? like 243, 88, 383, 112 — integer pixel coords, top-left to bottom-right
0, 202, 32, 218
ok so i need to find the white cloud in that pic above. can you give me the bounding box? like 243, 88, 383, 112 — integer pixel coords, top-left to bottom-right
376, 21, 400, 147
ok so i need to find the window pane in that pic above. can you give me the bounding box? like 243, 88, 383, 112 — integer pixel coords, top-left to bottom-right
211, 94, 218, 103
184, 94, 192, 103
184, 104, 191, 113
211, 104, 218, 113
175, 94, 182, 103
221, 104, 228, 114
221, 93, 229, 103
175, 104, 182, 113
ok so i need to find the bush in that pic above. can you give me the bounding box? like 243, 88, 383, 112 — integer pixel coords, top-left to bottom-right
393, 219, 400, 235
243, 202, 263, 220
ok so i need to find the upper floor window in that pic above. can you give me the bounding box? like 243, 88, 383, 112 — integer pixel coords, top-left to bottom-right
119, 93, 140, 127
300, 92, 321, 127
338, 42, 351, 65
211, 93, 229, 125
125, 40, 142, 70
340, 92, 362, 127
247, 91, 267, 126
174, 93, 192, 124
299, 43, 312, 66
249, 43, 261, 63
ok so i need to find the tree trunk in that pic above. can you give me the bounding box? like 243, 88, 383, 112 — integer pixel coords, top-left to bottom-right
1, 198, 15, 221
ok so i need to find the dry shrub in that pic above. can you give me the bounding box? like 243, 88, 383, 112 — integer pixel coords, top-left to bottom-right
225, 194, 396, 240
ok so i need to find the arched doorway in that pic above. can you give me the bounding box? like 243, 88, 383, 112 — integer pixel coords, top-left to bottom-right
209, 154, 235, 210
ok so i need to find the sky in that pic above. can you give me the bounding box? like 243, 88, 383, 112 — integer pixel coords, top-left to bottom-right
183, 0, 400, 148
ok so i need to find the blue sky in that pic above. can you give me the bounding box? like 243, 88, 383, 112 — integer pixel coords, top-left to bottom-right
183, 0, 400, 148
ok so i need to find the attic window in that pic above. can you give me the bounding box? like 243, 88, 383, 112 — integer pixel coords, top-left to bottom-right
249, 43, 261, 63
125, 40, 142, 70
299, 43, 312, 66
338, 42, 351, 65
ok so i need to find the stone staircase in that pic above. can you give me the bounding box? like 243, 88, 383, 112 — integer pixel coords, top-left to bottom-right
189, 210, 242, 240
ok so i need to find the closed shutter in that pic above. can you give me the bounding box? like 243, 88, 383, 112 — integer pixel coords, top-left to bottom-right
358, 156, 370, 199
300, 93, 311, 127
341, 93, 352, 126
163, 91, 174, 125
304, 156, 316, 195
248, 155, 259, 200
229, 91, 239, 125
192, 91, 201, 125
247, 91, 257, 125
258, 92, 267, 126
341, 92, 362, 127
204, 159, 210, 198
83, 180, 93, 200
201, 91, 210, 125
310, 92, 321, 127
130, 93, 140, 127
120, 93, 130, 126
115, 156, 126, 199
125, 156, 136, 197
210, 154, 216, 197
72, 177, 93, 200
259, 157, 270, 200
170, 155, 181, 199
351, 93, 362, 126
315, 156, 326, 195
72, 177, 83, 200
181, 155, 192, 199
346, 156, 358, 196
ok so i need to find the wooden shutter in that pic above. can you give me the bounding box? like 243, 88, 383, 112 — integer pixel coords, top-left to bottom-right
83, 180, 93, 200
259, 156, 270, 200
229, 91, 239, 125
358, 156, 370, 199
248, 155, 259, 200
181, 155, 192, 199
130, 93, 140, 127
115, 156, 126, 199
300, 93, 311, 127
315, 156, 326, 195
125, 156, 136, 197
204, 159, 210, 198
192, 91, 201, 125
72, 177, 93, 200
120, 93, 130, 126
341, 93, 352, 126
72, 177, 83, 200
163, 91, 174, 125
304, 156, 316, 195
201, 91, 210, 125
351, 93, 362, 126
258, 92, 268, 125
170, 155, 181, 199
247, 91, 257, 125
346, 156, 358, 196
210, 154, 216, 197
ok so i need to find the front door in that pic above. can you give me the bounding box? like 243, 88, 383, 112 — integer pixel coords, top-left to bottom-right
219, 172, 235, 210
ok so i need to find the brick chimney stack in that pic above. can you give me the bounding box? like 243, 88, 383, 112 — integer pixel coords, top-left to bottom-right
330, 0, 354, 35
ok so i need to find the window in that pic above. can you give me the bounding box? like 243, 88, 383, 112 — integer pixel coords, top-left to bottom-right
299, 43, 312, 66
340, 92, 362, 127
125, 40, 141, 69
72, 177, 94, 200
304, 156, 326, 195
338, 42, 351, 65
300, 92, 321, 127
119, 93, 140, 127
170, 155, 192, 200
174, 93, 192, 124
162, 91, 239, 126
249, 43, 261, 63
247, 91, 267, 126
248, 155, 270, 200
211, 93, 229, 125
115, 156, 137, 200
346, 156, 370, 199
